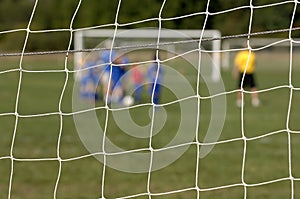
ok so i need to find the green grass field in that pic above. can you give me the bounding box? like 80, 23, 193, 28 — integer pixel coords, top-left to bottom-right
1, 49, 300, 199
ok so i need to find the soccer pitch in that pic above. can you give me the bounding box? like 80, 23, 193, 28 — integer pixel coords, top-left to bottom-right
0, 50, 300, 198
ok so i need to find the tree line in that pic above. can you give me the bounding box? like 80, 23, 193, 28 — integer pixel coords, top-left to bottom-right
0, 0, 299, 51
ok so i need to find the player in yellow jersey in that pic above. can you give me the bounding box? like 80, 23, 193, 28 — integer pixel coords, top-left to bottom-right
233, 47, 260, 107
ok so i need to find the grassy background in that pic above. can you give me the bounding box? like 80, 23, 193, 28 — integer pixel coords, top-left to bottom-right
0, 48, 300, 199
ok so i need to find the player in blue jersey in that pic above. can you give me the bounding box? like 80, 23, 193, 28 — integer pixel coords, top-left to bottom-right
110, 55, 127, 103
80, 59, 101, 101
99, 40, 128, 104
147, 56, 163, 104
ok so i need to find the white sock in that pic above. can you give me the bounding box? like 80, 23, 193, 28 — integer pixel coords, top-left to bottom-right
236, 99, 243, 107
252, 98, 260, 107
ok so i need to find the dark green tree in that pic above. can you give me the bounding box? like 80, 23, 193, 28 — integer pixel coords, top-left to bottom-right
1, 0, 300, 51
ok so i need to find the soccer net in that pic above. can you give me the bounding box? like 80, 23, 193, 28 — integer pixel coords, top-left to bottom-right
1, 0, 300, 199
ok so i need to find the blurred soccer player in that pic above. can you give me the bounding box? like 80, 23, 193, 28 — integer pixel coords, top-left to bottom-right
233, 44, 260, 107
131, 64, 143, 103
99, 40, 125, 104
147, 57, 163, 104
80, 58, 100, 102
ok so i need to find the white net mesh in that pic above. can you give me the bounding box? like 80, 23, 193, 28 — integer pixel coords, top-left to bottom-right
1, 0, 300, 198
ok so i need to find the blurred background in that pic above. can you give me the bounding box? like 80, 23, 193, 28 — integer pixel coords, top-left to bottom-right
1, 1, 300, 198
0, 0, 300, 52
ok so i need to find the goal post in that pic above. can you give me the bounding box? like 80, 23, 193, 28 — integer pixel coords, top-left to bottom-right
73, 28, 222, 82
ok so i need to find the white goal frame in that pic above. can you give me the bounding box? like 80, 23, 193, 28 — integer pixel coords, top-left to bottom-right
73, 28, 222, 82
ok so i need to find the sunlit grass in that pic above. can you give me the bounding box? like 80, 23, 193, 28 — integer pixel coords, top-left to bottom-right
0, 50, 300, 198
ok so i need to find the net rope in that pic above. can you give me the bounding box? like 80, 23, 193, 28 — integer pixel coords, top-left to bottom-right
1, 0, 300, 198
